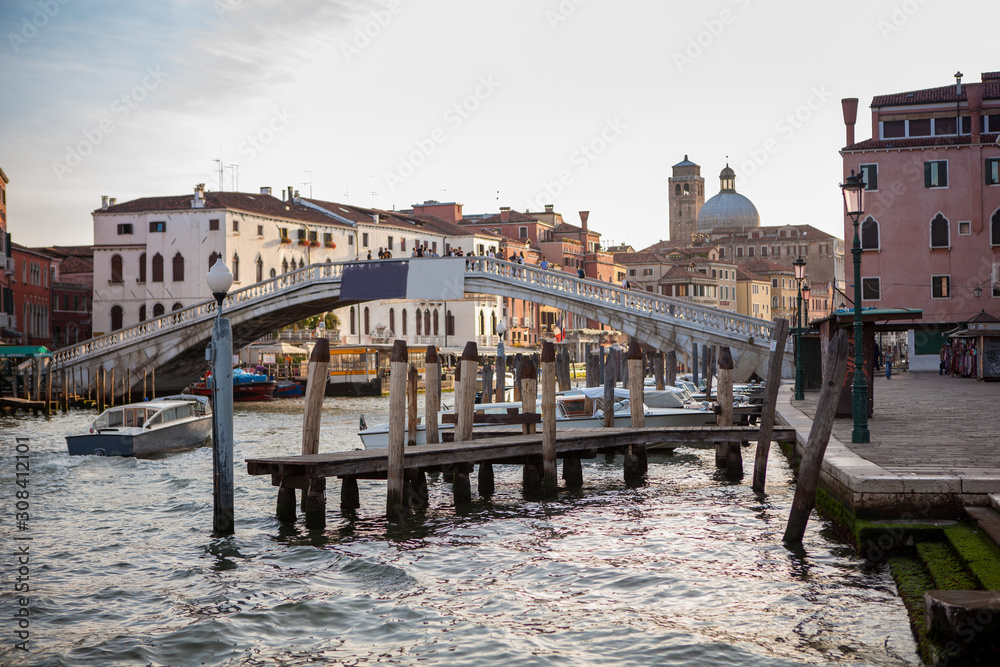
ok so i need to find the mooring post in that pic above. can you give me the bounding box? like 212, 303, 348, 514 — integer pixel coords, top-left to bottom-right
704, 345, 714, 401
603, 348, 617, 428
716, 347, 741, 477
45, 361, 52, 416
541, 342, 558, 493
304, 475, 326, 530
340, 476, 360, 511
519, 358, 542, 494
300, 338, 330, 509
151, 368, 155, 399
143, 369, 147, 402
626, 341, 646, 480
691, 343, 699, 387
387, 340, 408, 521
407, 365, 418, 446
109, 367, 115, 408
586, 350, 599, 388
211, 313, 235, 535
496, 347, 506, 403
276, 486, 296, 523
453, 341, 478, 503
752, 318, 790, 493
481, 362, 493, 404
666, 349, 676, 387
425, 345, 440, 445
61, 367, 68, 413
405, 363, 427, 507
97, 367, 104, 413
512, 353, 523, 402
784, 331, 849, 545
126, 368, 131, 405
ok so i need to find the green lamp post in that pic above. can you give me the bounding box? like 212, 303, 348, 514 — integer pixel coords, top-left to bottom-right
793, 257, 806, 400
841, 170, 869, 443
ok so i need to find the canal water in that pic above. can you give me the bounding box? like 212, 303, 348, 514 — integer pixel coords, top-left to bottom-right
1, 396, 920, 666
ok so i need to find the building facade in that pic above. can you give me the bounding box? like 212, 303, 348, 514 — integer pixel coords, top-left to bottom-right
840, 71, 1000, 370
10, 244, 55, 347
668, 156, 704, 244
0, 167, 16, 344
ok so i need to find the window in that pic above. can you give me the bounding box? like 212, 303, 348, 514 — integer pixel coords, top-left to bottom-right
986, 114, 1000, 133
279, 227, 288, 239
110, 255, 123, 283
924, 161, 948, 188
153, 303, 165, 317
297, 229, 307, 240
324, 233, 332, 245
934, 117, 957, 136
388, 236, 394, 250
348, 236, 354, 246
748, 246, 755, 257
256, 257, 263, 283
987, 158, 1000, 186
171, 302, 183, 311
932, 275, 951, 299
992, 209, 1000, 246
772, 245, 780, 256
643, 268, 653, 276
110, 305, 123, 331
771, 278, 778, 288
447, 310, 455, 336
364, 307, 370, 335
882, 120, 905, 138
138, 253, 146, 283
402, 309, 407, 335
151, 253, 164, 282
424, 310, 431, 335
718, 247, 726, 259
257, 225, 264, 236
172, 253, 184, 282
930, 214, 949, 248
232, 253, 240, 282
349, 307, 356, 335
210, 219, 220, 231
117, 223, 133, 235
799, 245, 807, 256
400, 238, 406, 251
433, 310, 439, 336
861, 216, 880, 250
628, 269, 636, 276
861, 277, 880, 301
860, 164, 878, 191
909, 118, 931, 136
519, 226, 528, 239
309, 230, 318, 242
958, 221, 971, 235
761, 246, 768, 257
281, 258, 288, 274
149, 221, 165, 232
819, 243, 828, 255
233, 219, 239, 233
416, 308, 422, 335
209, 251, 220, 270
139, 305, 146, 323
736, 247, 744, 258
389, 308, 395, 333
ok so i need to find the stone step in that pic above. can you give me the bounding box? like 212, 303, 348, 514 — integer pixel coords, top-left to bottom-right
990, 493, 1000, 514
964, 506, 1000, 551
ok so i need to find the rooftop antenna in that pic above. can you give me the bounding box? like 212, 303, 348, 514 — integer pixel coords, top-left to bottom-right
344, 180, 350, 203
368, 175, 377, 208
213, 159, 223, 191
303, 171, 312, 198
227, 164, 238, 192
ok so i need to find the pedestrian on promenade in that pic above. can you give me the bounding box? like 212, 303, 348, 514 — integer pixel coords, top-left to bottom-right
366, 250, 372, 260
885, 352, 893, 379
577, 267, 585, 279
540, 259, 549, 270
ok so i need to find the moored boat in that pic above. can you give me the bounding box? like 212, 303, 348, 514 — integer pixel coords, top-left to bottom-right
66, 395, 212, 456
188, 369, 278, 402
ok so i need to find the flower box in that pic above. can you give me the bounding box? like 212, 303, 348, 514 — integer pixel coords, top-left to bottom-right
310, 241, 321, 247
324, 241, 336, 249
279, 237, 292, 244
298, 239, 309, 246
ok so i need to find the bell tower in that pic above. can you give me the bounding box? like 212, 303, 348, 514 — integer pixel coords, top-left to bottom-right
668, 155, 704, 244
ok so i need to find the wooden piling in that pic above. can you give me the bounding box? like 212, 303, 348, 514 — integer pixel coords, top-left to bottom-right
541, 343, 558, 492
512, 353, 523, 401
387, 340, 408, 521
127, 368, 131, 404
151, 368, 155, 399
304, 475, 327, 529
453, 341, 478, 503
143, 369, 147, 402
97, 367, 104, 413
340, 476, 360, 511
45, 361, 52, 416
407, 365, 418, 446
666, 349, 677, 387
301, 337, 330, 507
654, 351, 665, 390
496, 349, 506, 403
481, 362, 493, 404
752, 318, 790, 493
602, 348, 617, 428
691, 343, 699, 387
276, 486, 296, 523
425, 346, 440, 445
110, 367, 115, 407
626, 341, 646, 480
715, 347, 741, 478
586, 350, 599, 388
784, 331, 849, 544
704, 346, 714, 401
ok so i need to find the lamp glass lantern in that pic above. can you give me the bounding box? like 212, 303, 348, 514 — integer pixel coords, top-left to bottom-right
207, 259, 234, 308
793, 257, 806, 281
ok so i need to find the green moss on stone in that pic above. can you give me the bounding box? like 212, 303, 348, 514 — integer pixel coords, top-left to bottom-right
888, 555, 937, 664
915, 541, 979, 590
945, 522, 1000, 590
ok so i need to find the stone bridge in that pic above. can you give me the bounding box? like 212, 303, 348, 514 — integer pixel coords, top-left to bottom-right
51, 258, 786, 392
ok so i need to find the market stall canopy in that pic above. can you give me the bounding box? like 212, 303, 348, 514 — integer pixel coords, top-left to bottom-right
246, 342, 308, 355
0, 345, 52, 357
946, 310, 1000, 338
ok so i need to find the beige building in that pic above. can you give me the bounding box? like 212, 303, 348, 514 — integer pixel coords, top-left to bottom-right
735, 266, 772, 320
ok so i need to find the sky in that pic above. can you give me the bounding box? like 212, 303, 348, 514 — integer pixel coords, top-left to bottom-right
2, 0, 997, 251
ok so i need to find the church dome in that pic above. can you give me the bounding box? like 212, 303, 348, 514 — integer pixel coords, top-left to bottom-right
696, 163, 760, 232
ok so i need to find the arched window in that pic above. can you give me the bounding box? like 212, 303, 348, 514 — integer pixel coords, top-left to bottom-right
433, 309, 439, 336
349, 307, 356, 335
172, 252, 184, 282
255, 256, 263, 283
139, 305, 147, 322
424, 310, 431, 336
683, 183, 690, 195
209, 251, 219, 270
447, 310, 455, 336
110, 255, 123, 283
402, 309, 407, 335
153, 303, 165, 317
282, 258, 289, 274
171, 302, 183, 311
930, 213, 950, 248
674, 184, 681, 196
416, 308, 422, 335
110, 305, 123, 331
138, 253, 147, 283
861, 216, 880, 250
364, 307, 370, 335
479, 311, 485, 336
992, 209, 1000, 246
389, 308, 395, 333
152, 253, 164, 282
232, 253, 240, 282
490, 312, 496, 335
269, 268, 276, 278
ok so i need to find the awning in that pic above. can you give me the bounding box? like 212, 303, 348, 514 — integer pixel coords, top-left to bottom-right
0, 345, 51, 358
246, 342, 308, 355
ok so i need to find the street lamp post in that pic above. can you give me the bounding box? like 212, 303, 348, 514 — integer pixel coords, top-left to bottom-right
206, 259, 235, 534
793, 257, 806, 400
841, 170, 869, 444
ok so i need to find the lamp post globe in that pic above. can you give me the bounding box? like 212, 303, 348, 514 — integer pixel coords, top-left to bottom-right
840, 169, 869, 444
207, 259, 234, 308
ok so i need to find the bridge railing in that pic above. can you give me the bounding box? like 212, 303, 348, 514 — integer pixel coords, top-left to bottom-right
52, 262, 345, 369
469, 257, 777, 346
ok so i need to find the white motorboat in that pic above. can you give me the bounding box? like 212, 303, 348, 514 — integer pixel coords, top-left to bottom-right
357, 387, 715, 448
66, 395, 212, 457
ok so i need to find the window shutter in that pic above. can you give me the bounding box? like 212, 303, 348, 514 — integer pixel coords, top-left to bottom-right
868, 166, 877, 191
924, 162, 932, 187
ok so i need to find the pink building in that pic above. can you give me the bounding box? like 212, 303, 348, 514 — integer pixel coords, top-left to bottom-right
841, 71, 1000, 371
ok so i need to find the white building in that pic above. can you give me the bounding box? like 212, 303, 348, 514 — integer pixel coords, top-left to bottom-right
92, 187, 504, 351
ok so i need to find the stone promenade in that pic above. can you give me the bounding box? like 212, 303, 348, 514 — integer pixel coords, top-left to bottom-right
775, 370, 1000, 518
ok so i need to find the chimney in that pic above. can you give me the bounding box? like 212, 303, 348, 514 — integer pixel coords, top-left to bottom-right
101, 195, 109, 210
193, 183, 205, 209
579, 211, 590, 230
294, 189, 300, 199
109, 197, 117, 206
841, 98, 859, 146
544, 204, 554, 213
955, 71, 963, 97
287, 186, 294, 203
260, 186, 271, 196
500, 206, 510, 222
